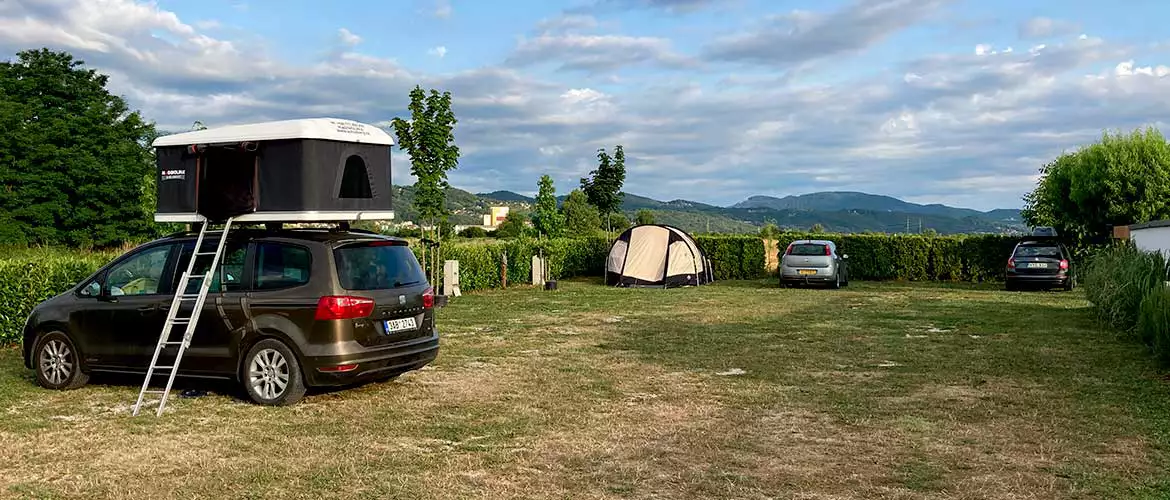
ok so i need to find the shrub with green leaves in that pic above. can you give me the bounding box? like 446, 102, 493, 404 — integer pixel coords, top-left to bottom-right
1083, 244, 1169, 335
769, 232, 1019, 281
0, 250, 112, 344
1137, 285, 1170, 366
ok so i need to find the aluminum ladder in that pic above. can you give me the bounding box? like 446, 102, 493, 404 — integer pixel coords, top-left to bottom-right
132, 217, 234, 416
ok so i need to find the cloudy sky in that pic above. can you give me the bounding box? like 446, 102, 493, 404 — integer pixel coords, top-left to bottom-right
2, 0, 1168, 211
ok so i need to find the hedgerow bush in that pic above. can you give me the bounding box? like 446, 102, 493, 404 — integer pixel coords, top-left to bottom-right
770, 232, 1019, 281
694, 235, 767, 280
1084, 244, 1169, 334
0, 249, 113, 344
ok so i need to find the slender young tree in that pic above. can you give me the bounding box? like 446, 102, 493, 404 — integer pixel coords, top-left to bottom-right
391, 85, 460, 284
580, 145, 627, 232
532, 174, 565, 238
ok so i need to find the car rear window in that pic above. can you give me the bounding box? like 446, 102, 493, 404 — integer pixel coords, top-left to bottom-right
789, 243, 828, 256
333, 242, 425, 290
1015, 244, 1062, 258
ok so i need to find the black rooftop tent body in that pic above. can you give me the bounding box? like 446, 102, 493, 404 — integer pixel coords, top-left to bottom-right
152, 118, 396, 223
605, 224, 713, 288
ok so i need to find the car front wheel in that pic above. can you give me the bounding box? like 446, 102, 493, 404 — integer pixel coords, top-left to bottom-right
34, 331, 89, 390
242, 339, 307, 406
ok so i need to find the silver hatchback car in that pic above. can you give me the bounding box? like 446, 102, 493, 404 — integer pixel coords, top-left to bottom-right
779, 239, 849, 288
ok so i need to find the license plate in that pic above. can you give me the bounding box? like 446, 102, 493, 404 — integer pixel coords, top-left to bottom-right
384, 317, 417, 333
1026, 262, 1047, 268
798, 269, 817, 275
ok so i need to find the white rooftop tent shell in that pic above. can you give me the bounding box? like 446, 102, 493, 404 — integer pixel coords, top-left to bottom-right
605, 224, 713, 288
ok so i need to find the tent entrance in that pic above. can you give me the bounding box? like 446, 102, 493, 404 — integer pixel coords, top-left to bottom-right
197, 145, 259, 222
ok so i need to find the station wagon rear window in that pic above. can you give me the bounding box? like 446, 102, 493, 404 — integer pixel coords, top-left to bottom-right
1015, 245, 1062, 258
334, 242, 425, 290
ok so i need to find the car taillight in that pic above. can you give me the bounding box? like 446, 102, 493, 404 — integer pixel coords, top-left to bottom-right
824, 245, 831, 256
1060, 259, 1069, 270
423, 287, 434, 309
1007, 258, 1015, 269
315, 296, 374, 320
784, 244, 793, 255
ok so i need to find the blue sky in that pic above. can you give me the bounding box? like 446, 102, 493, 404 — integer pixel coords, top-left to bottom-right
3, 0, 1169, 211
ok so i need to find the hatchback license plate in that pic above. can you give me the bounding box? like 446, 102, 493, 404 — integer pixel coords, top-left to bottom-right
1026, 262, 1047, 268
384, 317, 417, 333
798, 269, 817, 275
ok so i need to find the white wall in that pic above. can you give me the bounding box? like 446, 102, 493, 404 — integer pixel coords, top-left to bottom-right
1131, 226, 1170, 257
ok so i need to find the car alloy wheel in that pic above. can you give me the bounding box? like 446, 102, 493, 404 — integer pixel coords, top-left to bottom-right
34, 331, 89, 390
242, 339, 307, 406
249, 348, 290, 401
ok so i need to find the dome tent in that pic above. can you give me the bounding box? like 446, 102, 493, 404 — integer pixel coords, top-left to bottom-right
605, 224, 713, 288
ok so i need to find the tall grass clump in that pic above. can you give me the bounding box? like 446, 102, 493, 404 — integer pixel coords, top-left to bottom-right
1137, 285, 1170, 365
1083, 244, 1169, 334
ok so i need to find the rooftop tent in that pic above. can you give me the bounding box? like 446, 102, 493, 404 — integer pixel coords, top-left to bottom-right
151, 118, 396, 223
606, 224, 713, 288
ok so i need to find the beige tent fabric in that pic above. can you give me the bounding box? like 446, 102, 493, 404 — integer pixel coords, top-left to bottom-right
607, 240, 628, 274
665, 227, 705, 273
666, 240, 698, 276
622, 225, 670, 281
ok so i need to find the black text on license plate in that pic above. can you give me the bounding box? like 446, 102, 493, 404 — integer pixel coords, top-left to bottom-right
384, 317, 417, 333
1026, 262, 1047, 268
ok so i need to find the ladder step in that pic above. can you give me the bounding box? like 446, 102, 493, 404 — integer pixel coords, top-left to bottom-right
151, 366, 176, 370
162, 341, 186, 346
195, 251, 218, 256
141, 390, 168, 395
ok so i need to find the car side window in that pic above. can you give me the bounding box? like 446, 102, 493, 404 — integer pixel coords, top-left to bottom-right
106, 245, 173, 297
254, 242, 312, 291
177, 240, 249, 294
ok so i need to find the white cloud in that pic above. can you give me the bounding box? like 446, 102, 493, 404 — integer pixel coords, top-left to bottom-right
1018, 17, 1079, 40
1, 0, 1168, 210
434, 0, 452, 19
337, 28, 361, 47
428, 45, 448, 58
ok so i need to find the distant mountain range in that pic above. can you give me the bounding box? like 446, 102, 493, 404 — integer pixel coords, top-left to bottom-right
393, 186, 1026, 235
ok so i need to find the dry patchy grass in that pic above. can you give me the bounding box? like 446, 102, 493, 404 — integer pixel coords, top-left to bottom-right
1, 280, 1169, 499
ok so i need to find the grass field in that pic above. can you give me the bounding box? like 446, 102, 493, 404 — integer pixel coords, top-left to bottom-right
2, 280, 1169, 499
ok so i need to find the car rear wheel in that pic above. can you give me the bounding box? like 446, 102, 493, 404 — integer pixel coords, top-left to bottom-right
34, 331, 89, 390
242, 339, 306, 406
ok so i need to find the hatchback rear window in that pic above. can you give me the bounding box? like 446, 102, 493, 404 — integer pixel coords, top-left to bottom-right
334, 242, 425, 290
1015, 245, 1062, 258
789, 244, 829, 256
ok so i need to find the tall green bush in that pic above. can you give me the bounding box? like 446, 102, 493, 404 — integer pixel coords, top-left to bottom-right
1083, 244, 1168, 334
1137, 286, 1170, 366
771, 232, 1018, 281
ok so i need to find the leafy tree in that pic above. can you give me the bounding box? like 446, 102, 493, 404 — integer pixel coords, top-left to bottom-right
1023, 127, 1170, 250
390, 85, 460, 233
495, 210, 531, 238
759, 222, 780, 239
580, 145, 627, 227
562, 189, 602, 236
459, 226, 488, 238
635, 209, 656, 225
607, 212, 631, 232
0, 49, 158, 248
532, 174, 565, 237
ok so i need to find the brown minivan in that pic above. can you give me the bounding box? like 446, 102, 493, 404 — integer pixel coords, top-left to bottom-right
21, 227, 440, 406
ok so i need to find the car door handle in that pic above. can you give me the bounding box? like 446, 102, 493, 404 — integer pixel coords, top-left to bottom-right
137, 305, 157, 314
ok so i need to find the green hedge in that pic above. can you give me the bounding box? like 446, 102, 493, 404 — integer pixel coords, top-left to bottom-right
0, 250, 114, 345
1, 232, 1028, 345
1085, 244, 1170, 366
693, 235, 767, 280
769, 232, 1019, 281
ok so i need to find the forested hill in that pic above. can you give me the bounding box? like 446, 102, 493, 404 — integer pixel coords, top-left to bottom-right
391, 186, 1025, 235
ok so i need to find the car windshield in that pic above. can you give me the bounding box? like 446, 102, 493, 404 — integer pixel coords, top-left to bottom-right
333, 242, 426, 290
1016, 245, 1062, 258
789, 243, 828, 256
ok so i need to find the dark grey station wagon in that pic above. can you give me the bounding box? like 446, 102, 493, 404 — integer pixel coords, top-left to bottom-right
21, 228, 440, 406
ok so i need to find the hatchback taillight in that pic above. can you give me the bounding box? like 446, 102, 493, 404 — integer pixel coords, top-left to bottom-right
1007, 258, 1016, 269
315, 296, 375, 320
1060, 259, 1069, 270
423, 287, 434, 309
784, 244, 793, 255
824, 245, 831, 256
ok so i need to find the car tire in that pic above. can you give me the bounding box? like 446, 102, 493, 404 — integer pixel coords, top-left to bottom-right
241, 339, 307, 406
33, 330, 89, 391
